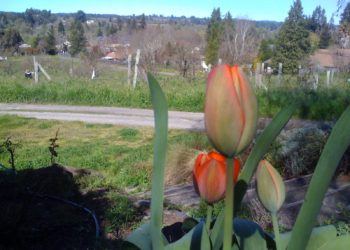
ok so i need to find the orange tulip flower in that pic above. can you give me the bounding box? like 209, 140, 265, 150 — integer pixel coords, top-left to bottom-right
193, 151, 240, 204
205, 64, 258, 157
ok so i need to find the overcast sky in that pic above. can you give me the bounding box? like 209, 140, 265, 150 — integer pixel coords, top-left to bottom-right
0, 0, 342, 23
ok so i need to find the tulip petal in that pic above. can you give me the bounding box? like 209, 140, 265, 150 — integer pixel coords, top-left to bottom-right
193, 152, 241, 204
205, 65, 244, 157
233, 66, 258, 153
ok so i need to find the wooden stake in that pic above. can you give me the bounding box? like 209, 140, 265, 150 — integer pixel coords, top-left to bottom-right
278, 63, 282, 85
326, 70, 330, 86
37, 63, 51, 81
33, 56, 38, 83
127, 54, 132, 85
133, 49, 140, 88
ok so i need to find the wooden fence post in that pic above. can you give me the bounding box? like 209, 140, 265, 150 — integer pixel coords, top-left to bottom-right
91, 67, 96, 80
278, 63, 282, 85
261, 62, 265, 73
37, 63, 51, 81
33, 56, 38, 83
255, 62, 264, 88
133, 49, 141, 88
127, 54, 132, 85
326, 70, 330, 86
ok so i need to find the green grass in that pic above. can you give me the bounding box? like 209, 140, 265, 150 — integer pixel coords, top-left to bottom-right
1, 55, 350, 120
0, 115, 211, 191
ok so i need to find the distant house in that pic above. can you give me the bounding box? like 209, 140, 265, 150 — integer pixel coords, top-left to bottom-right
102, 51, 127, 62
19, 44, 31, 49
86, 20, 95, 25
310, 49, 350, 71
101, 44, 131, 63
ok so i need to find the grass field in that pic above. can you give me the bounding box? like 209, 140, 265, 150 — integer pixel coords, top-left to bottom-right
1, 55, 350, 120
0, 115, 211, 191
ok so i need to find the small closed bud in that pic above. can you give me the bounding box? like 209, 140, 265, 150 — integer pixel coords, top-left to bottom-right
256, 160, 286, 213
205, 65, 258, 157
193, 151, 240, 204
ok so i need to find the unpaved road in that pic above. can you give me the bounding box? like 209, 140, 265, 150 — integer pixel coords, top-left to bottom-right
0, 103, 205, 131
0, 103, 325, 131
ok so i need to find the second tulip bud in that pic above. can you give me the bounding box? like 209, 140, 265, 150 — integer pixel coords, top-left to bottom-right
193, 151, 240, 204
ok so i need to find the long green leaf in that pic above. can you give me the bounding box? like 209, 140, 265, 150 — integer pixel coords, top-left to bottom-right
148, 73, 168, 250
317, 235, 350, 250
126, 223, 152, 250
210, 104, 297, 249
280, 225, 337, 250
165, 228, 195, 250
287, 106, 350, 250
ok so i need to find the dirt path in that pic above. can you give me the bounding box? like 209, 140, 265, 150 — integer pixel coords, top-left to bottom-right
0, 103, 327, 131
0, 103, 204, 131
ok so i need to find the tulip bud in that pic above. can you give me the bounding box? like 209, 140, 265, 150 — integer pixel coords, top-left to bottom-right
256, 160, 285, 213
193, 151, 240, 204
205, 64, 258, 157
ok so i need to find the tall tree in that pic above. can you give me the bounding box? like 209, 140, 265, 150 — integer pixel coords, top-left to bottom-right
44, 25, 56, 55
319, 24, 331, 49
338, 2, 350, 48
75, 10, 87, 23
340, 2, 350, 24
258, 39, 275, 61
58, 20, 65, 35
205, 8, 223, 65
117, 17, 123, 30
273, 0, 311, 73
308, 6, 327, 34
140, 13, 146, 29
1, 28, 23, 53
69, 20, 86, 56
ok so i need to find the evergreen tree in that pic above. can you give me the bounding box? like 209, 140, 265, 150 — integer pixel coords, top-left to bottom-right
69, 20, 86, 56
308, 6, 327, 34
205, 8, 223, 65
75, 10, 87, 23
273, 0, 311, 74
45, 25, 56, 55
340, 2, 350, 24
1, 28, 23, 52
319, 24, 331, 48
258, 39, 275, 61
117, 17, 123, 30
223, 11, 234, 34
131, 17, 137, 30
58, 20, 65, 35
140, 14, 146, 29
30, 34, 41, 48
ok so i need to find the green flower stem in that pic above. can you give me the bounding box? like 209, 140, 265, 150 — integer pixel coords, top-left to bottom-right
223, 157, 234, 250
205, 204, 213, 233
272, 212, 281, 250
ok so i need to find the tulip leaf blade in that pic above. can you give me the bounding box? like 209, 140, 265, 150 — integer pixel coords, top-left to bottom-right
280, 224, 337, 250
233, 218, 269, 250
210, 209, 225, 249
317, 235, 350, 250
164, 227, 195, 250
126, 222, 153, 250
148, 72, 169, 249
287, 105, 350, 250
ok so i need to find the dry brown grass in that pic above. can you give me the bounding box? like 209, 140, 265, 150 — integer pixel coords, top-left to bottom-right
165, 144, 200, 185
